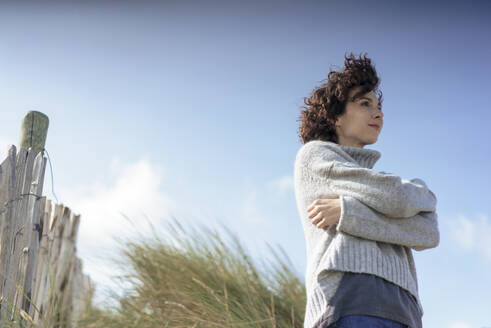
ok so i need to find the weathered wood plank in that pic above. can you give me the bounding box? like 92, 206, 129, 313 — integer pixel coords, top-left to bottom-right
7, 147, 35, 320
31, 199, 53, 322
20, 150, 47, 314
40, 203, 67, 324
0, 145, 17, 310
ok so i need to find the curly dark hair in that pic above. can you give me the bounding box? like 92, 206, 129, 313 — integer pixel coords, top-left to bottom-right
297, 52, 383, 144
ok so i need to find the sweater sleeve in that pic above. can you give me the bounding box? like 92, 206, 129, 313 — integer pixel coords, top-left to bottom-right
335, 195, 440, 251
308, 154, 437, 218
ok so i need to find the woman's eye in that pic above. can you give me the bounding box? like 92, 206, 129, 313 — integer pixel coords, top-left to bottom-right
360, 101, 382, 111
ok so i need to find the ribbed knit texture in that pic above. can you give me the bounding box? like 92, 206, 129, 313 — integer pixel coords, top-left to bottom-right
293, 140, 439, 328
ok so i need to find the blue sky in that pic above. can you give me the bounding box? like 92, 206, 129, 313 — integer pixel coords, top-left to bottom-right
1, 1, 491, 327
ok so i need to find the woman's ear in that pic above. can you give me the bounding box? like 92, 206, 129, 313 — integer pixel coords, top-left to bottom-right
334, 117, 341, 128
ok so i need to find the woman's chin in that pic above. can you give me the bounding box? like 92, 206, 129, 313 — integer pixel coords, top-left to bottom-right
365, 136, 379, 145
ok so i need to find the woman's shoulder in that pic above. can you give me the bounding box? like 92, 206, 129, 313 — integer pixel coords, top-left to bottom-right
296, 140, 347, 165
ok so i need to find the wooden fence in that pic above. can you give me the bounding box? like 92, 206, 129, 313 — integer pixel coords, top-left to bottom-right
0, 145, 92, 327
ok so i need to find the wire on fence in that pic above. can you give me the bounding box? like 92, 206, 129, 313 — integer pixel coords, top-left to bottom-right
0, 192, 42, 216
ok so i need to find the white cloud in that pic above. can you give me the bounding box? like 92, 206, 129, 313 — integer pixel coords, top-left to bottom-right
449, 214, 477, 249
235, 174, 304, 278
240, 175, 294, 229
241, 187, 271, 226
447, 321, 472, 328
233, 174, 297, 254
63, 156, 175, 243
56, 156, 178, 305
448, 212, 491, 263
265, 175, 293, 196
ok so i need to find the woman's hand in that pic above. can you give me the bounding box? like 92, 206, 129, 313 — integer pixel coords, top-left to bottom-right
307, 195, 341, 229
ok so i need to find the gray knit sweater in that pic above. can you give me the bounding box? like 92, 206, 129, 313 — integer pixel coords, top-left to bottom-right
293, 140, 439, 328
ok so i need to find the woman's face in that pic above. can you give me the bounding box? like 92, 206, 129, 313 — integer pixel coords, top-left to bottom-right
334, 86, 384, 148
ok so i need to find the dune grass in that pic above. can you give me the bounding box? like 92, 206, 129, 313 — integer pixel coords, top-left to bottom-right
76, 216, 306, 328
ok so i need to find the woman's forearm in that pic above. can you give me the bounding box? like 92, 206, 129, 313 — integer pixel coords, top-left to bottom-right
306, 143, 436, 218
335, 195, 439, 251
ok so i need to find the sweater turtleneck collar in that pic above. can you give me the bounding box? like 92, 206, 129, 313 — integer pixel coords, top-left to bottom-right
337, 143, 381, 169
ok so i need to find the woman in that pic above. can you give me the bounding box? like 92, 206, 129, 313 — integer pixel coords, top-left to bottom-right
294, 52, 439, 328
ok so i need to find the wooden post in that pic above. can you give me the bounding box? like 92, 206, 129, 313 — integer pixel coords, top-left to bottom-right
18, 111, 49, 156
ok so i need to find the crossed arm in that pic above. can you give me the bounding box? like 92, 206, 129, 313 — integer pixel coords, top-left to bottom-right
310, 159, 437, 218
306, 145, 439, 250
336, 195, 439, 251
